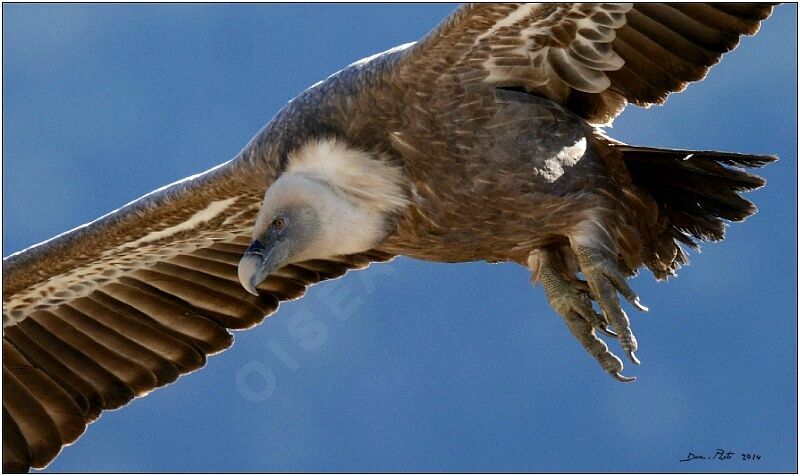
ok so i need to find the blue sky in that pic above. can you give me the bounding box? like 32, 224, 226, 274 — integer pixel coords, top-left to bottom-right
3, 4, 797, 472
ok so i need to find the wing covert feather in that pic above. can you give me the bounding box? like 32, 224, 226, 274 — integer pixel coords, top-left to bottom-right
2, 149, 395, 472
401, 3, 775, 124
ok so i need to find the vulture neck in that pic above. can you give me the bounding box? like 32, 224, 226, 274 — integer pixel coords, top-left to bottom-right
286, 137, 410, 215
279, 137, 410, 256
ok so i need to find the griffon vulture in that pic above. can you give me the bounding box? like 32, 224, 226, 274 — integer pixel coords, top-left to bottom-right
2, 3, 785, 472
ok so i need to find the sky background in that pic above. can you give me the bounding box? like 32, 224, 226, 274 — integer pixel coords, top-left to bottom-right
2, 4, 797, 473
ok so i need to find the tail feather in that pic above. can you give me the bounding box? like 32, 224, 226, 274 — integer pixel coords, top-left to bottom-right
620, 145, 777, 168
619, 144, 776, 275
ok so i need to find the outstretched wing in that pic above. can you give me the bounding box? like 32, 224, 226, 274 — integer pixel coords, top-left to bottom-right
400, 3, 774, 124
2, 147, 393, 472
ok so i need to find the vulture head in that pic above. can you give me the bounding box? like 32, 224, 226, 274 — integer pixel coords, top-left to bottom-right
238, 138, 409, 295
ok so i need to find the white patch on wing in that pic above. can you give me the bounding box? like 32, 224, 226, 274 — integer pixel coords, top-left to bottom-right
541, 137, 587, 182
125, 197, 238, 248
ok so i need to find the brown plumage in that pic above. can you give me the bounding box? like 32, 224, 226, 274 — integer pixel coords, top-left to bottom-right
3, 3, 777, 471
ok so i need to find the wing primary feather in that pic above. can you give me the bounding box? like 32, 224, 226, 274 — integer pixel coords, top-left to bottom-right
52, 304, 180, 387
85, 292, 207, 372
168, 254, 307, 301
191, 247, 326, 286
669, 3, 761, 34
614, 24, 701, 81
634, 4, 739, 52
27, 310, 157, 397
295, 259, 352, 280
623, 9, 717, 66
3, 340, 86, 445
132, 266, 269, 330
104, 279, 233, 353
610, 37, 681, 103
15, 317, 136, 409
3, 406, 33, 473
3, 329, 101, 421
710, 3, 775, 23
3, 367, 64, 468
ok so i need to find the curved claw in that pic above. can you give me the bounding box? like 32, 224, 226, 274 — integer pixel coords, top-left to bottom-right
602, 266, 649, 312
533, 247, 641, 382
631, 297, 649, 313
598, 325, 617, 338
612, 372, 637, 383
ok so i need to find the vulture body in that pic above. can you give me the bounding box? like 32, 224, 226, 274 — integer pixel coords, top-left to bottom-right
2, 3, 782, 472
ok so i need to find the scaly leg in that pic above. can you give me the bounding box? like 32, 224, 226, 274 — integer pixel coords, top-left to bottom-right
572, 243, 648, 368
529, 248, 634, 382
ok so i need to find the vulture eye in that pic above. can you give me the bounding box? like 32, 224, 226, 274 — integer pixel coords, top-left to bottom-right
272, 217, 286, 230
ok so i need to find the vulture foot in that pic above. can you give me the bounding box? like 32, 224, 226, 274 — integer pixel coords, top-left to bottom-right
530, 248, 634, 381
573, 245, 648, 370
536, 254, 609, 335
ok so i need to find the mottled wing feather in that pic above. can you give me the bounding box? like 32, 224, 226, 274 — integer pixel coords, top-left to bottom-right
402, 3, 774, 123
2, 151, 395, 472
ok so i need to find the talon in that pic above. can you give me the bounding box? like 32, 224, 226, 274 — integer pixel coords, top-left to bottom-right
532, 248, 639, 381
598, 325, 617, 338
612, 372, 637, 383
601, 264, 648, 312
573, 244, 645, 372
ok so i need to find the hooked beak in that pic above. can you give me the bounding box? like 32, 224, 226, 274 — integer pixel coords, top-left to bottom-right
238, 240, 276, 296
